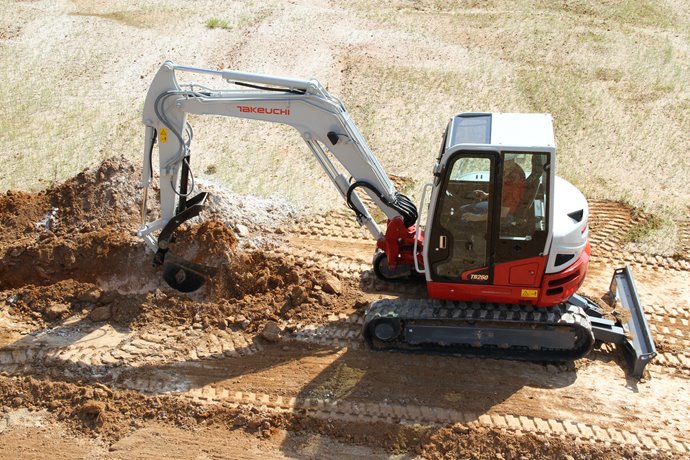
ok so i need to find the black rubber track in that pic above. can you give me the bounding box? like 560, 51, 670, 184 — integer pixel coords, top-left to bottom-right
363, 299, 595, 362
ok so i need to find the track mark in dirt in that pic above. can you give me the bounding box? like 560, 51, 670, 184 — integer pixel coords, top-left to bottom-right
588, 201, 689, 271
291, 208, 372, 242
3, 317, 690, 451
590, 253, 690, 272
2, 338, 688, 455
183, 389, 689, 454
0, 374, 676, 460
275, 243, 370, 280
588, 200, 636, 252
677, 220, 690, 258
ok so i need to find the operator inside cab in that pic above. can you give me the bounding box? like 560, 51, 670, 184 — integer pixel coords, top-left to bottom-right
434, 152, 549, 280
461, 159, 526, 224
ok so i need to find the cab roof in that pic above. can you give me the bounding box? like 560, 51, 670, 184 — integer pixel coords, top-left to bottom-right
449, 113, 555, 150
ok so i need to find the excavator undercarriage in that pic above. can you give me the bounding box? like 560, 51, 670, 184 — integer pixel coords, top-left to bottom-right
364, 266, 656, 377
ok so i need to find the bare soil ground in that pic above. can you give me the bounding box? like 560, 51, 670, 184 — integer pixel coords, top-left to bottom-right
2, 0, 690, 458
0, 157, 689, 459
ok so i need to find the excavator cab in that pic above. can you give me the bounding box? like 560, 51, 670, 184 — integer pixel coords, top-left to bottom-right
423, 113, 562, 305
429, 152, 549, 278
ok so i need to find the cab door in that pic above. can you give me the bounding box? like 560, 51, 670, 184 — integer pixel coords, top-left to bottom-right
426, 152, 497, 284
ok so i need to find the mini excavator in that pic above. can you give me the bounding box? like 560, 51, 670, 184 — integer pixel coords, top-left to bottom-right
138, 61, 656, 376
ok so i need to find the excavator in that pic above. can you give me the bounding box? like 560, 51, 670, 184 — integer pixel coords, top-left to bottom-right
138, 61, 656, 377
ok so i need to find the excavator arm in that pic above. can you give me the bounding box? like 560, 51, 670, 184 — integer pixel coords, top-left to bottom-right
139, 61, 417, 291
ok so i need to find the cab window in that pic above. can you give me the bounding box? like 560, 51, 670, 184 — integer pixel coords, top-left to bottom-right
496, 152, 549, 262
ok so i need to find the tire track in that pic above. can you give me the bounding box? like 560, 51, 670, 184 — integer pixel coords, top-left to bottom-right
651, 352, 690, 376
291, 208, 371, 241
678, 220, 690, 258
648, 312, 690, 348
0, 323, 263, 374
274, 244, 370, 280
590, 253, 690, 272
8, 306, 689, 379
56, 348, 686, 455
587, 200, 636, 255
588, 201, 690, 271
1, 320, 689, 454
102, 382, 686, 455
647, 303, 690, 321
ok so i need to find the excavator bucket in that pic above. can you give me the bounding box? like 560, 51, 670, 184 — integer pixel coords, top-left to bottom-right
153, 191, 218, 292
162, 254, 218, 292
607, 266, 657, 377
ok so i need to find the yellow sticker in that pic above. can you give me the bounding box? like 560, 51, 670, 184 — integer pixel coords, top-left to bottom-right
159, 128, 168, 143
521, 289, 539, 298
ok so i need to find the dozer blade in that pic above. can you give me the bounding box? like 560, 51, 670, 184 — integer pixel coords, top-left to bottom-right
571, 266, 657, 377
608, 266, 657, 377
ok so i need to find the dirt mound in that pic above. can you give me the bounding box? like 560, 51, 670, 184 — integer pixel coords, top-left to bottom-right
208, 249, 364, 331
0, 373, 286, 442
0, 156, 148, 291
2, 244, 358, 335
47, 156, 142, 232
0, 156, 140, 244
0, 156, 359, 334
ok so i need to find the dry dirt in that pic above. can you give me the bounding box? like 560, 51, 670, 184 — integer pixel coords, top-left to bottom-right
2, 1, 690, 457
0, 157, 689, 459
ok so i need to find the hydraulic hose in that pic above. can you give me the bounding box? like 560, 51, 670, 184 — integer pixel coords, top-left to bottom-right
346, 181, 418, 228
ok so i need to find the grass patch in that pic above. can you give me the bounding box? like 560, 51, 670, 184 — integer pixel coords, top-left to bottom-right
206, 17, 230, 30
548, 0, 676, 28
71, 11, 146, 28
517, 67, 591, 131
0, 37, 135, 192
622, 213, 663, 244
206, 11, 261, 30
70, 7, 172, 29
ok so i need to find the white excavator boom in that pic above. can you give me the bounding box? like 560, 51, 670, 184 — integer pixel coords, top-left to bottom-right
139, 61, 418, 255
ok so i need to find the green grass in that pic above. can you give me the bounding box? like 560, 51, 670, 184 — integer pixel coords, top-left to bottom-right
206, 17, 230, 30
206, 11, 262, 30
622, 214, 664, 245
